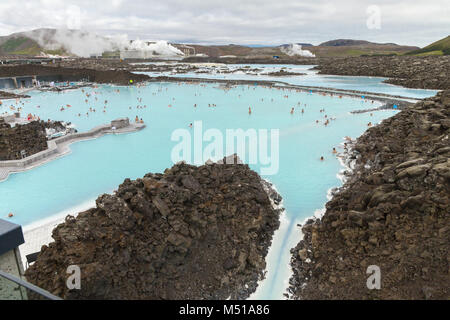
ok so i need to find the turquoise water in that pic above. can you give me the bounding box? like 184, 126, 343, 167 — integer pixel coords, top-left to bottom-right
0, 75, 429, 299
136, 64, 439, 99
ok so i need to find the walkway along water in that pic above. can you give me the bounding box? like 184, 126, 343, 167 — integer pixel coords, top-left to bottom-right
0, 118, 146, 182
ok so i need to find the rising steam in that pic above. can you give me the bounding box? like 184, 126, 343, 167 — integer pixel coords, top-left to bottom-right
24, 29, 184, 58
122, 38, 184, 56
281, 44, 315, 57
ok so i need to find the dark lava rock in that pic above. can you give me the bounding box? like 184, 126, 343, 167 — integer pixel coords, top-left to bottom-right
289, 90, 450, 300
0, 64, 150, 86
0, 91, 30, 99
25, 158, 281, 300
44, 120, 69, 133
0, 120, 47, 160
265, 70, 306, 77
316, 56, 450, 90
0, 119, 70, 160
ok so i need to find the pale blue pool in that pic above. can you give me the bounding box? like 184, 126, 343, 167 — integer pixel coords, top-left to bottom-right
0, 69, 437, 299
136, 64, 439, 99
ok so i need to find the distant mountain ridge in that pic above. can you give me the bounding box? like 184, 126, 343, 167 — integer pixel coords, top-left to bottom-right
281, 43, 313, 47
320, 39, 398, 47
0, 28, 75, 56
0, 29, 423, 58
308, 39, 419, 57
0, 35, 42, 55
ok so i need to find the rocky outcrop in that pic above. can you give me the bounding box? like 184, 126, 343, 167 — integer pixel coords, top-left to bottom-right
25, 157, 281, 300
0, 91, 30, 100
0, 119, 70, 160
316, 56, 450, 90
0, 65, 150, 86
265, 70, 306, 77
0, 120, 47, 160
289, 90, 450, 300
44, 120, 67, 133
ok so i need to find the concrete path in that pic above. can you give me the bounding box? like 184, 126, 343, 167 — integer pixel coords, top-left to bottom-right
0, 168, 8, 181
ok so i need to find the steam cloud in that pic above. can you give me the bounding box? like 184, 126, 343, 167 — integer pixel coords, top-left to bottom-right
281, 44, 315, 57
122, 38, 184, 56
24, 29, 184, 58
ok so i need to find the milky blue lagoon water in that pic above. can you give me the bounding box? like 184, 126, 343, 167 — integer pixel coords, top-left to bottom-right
136, 64, 438, 99
0, 67, 438, 299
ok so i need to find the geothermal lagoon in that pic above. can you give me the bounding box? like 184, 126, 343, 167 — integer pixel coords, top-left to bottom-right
0, 64, 438, 299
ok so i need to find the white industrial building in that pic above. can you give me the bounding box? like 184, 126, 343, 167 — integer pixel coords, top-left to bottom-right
119, 43, 196, 60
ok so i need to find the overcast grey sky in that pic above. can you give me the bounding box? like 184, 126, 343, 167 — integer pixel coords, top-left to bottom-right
0, 0, 448, 47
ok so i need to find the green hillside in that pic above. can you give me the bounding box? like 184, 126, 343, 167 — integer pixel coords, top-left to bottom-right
406, 35, 450, 56
0, 34, 71, 56
0, 36, 42, 55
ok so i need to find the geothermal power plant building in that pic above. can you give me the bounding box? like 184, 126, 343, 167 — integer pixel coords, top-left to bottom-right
119, 44, 195, 60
